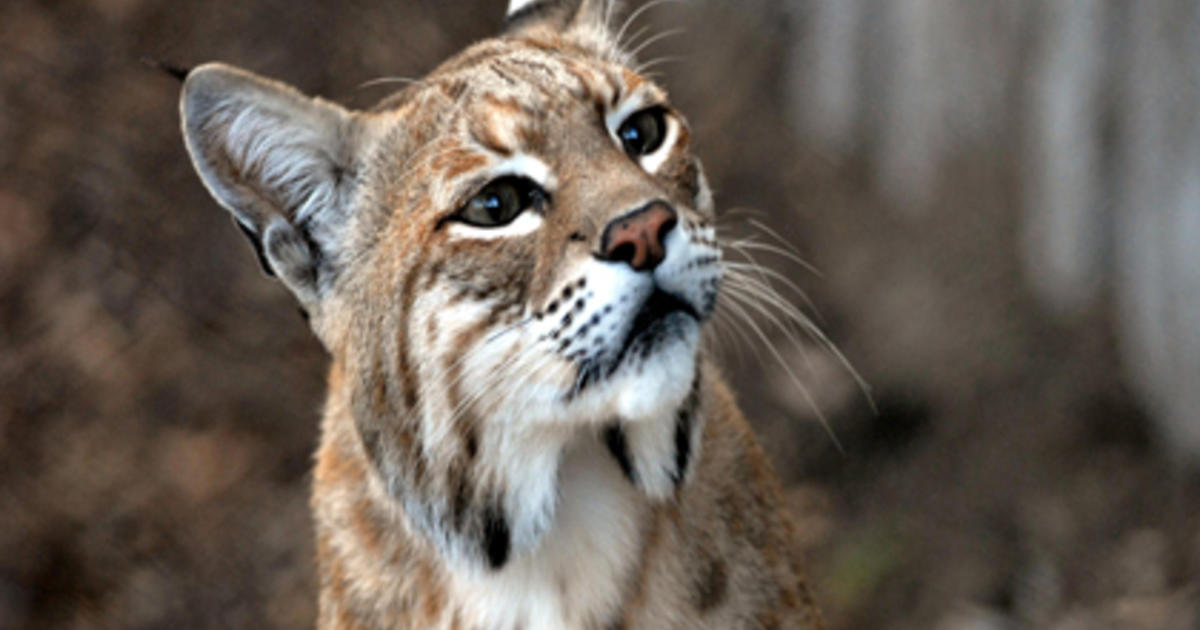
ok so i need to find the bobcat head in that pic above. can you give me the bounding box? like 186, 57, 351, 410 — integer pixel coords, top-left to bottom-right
180, 0, 719, 570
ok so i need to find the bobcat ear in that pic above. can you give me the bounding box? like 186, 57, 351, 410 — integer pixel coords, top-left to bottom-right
505, 0, 617, 43
180, 62, 357, 307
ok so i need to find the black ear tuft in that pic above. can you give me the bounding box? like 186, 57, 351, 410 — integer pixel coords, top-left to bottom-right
142, 57, 190, 82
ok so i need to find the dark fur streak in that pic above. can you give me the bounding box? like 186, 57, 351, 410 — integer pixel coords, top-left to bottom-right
451, 473, 471, 531
671, 408, 692, 487
482, 504, 511, 570
603, 423, 637, 484
694, 553, 729, 613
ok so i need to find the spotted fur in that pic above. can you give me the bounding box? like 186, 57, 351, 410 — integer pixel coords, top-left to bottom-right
179, 1, 823, 628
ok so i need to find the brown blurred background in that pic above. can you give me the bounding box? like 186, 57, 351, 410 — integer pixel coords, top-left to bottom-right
2, 1, 1198, 628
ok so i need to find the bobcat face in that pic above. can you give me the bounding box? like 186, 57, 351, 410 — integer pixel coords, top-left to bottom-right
356, 38, 719, 429
181, 0, 717, 570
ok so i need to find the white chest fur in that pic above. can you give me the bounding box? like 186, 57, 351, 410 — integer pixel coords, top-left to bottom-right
445, 435, 648, 630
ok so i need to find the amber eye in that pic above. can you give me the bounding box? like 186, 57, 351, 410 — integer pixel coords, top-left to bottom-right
458, 176, 545, 227
617, 107, 668, 157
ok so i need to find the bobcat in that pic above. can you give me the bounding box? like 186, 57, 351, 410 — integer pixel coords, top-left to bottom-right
179, 0, 824, 628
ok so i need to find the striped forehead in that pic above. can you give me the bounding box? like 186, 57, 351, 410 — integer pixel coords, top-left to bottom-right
369, 39, 671, 214
431, 42, 664, 149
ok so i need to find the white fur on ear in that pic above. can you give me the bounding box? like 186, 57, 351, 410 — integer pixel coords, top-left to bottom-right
507, 0, 540, 17
181, 63, 356, 305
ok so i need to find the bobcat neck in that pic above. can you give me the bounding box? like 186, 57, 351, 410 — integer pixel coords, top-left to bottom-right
313, 357, 661, 630
314, 359, 823, 630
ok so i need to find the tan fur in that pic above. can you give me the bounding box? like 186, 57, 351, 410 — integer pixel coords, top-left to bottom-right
179, 2, 823, 628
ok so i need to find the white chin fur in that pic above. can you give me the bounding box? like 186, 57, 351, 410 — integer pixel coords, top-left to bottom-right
612, 326, 698, 421
557, 323, 699, 426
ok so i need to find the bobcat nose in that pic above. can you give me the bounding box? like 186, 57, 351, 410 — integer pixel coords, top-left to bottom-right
599, 201, 678, 272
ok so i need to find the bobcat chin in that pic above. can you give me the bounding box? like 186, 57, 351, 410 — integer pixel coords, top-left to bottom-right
179, 1, 824, 628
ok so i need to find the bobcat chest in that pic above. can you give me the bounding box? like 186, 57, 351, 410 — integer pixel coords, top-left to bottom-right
444, 436, 647, 630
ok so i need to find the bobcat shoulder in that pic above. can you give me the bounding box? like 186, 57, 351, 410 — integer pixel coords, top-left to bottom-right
179, 1, 824, 628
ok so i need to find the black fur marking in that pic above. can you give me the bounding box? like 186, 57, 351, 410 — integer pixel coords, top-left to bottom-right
603, 423, 636, 483
671, 408, 692, 488
482, 504, 511, 570
236, 221, 275, 277
694, 553, 729, 612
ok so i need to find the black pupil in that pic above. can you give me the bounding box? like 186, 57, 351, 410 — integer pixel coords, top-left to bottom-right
619, 109, 665, 156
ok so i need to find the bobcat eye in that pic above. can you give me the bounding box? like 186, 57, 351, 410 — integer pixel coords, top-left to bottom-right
458, 176, 544, 227
617, 107, 668, 157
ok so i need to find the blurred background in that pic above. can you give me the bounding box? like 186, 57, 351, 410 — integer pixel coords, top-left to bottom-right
2, 0, 1198, 628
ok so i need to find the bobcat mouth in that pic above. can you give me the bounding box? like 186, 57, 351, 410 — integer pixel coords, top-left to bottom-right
569, 289, 699, 398
611, 289, 698, 364
625, 289, 698, 347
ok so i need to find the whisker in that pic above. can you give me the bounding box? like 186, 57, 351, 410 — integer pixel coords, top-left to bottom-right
722, 256, 824, 325
614, 0, 685, 52
713, 295, 767, 366
719, 285, 845, 453
484, 313, 536, 345
721, 278, 822, 380
635, 56, 683, 75
627, 28, 686, 60
723, 265, 874, 414
357, 76, 423, 90
619, 25, 652, 53
603, 0, 619, 29
722, 236, 823, 277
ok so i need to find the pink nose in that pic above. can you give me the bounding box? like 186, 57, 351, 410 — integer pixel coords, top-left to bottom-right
599, 202, 678, 272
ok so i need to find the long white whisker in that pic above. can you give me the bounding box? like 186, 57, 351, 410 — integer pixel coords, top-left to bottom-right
614, 0, 684, 52
720, 287, 845, 453
714, 292, 771, 368
627, 28, 686, 60
721, 279, 822, 386
723, 236, 823, 277
635, 56, 684, 75
723, 266, 874, 413
721, 279, 812, 356
619, 25, 651, 52
722, 258, 823, 326
357, 76, 423, 90
604, 0, 619, 29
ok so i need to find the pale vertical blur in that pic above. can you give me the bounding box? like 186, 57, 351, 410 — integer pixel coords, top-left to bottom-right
786, 0, 1200, 462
